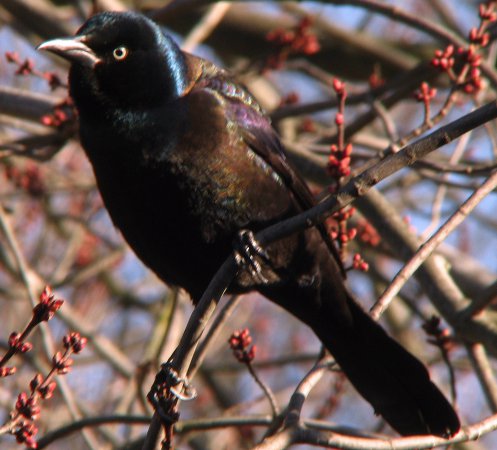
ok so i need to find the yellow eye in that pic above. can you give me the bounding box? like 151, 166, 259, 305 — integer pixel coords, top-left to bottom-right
112, 46, 128, 61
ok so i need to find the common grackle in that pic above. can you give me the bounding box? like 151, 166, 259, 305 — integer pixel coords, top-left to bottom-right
38, 11, 460, 437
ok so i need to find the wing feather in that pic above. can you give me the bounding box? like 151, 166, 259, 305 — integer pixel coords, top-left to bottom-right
185, 54, 344, 273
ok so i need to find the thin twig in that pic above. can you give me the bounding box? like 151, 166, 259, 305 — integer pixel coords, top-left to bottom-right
465, 342, 497, 413
181, 2, 231, 52
254, 412, 497, 450
283, 355, 331, 427
188, 295, 241, 378
461, 278, 497, 317
247, 362, 280, 418
421, 130, 471, 239
371, 167, 497, 320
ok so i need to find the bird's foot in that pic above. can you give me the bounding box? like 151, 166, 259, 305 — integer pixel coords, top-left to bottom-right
233, 229, 271, 284
148, 362, 197, 408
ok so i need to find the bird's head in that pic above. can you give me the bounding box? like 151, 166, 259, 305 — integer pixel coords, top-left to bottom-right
38, 11, 188, 110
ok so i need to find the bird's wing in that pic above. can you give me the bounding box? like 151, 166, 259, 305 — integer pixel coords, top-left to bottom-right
186, 54, 345, 274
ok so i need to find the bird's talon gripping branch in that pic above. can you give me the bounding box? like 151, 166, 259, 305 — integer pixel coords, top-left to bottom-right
147, 363, 197, 416
160, 363, 197, 401
233, 229, 271, 284
170, 384, 197, 401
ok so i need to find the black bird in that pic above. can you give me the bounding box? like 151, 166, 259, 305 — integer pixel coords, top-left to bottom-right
38, 11, 460, 437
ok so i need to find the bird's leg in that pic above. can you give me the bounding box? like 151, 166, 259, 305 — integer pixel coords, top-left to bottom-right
147, 362, 197, 414
233, 229, 271, 284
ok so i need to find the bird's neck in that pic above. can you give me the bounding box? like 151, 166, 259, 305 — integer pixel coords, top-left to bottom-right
158, 34, 189, 98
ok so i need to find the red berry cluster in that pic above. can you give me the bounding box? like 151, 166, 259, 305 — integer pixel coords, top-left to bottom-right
431, 2, 497, 95
40, 97, 73, 128
0, 287, 62, 376
480, 1, 497, 20
15, 392, 41, 423
13, 420, 38, 449
0, 288, 63, 373
5, 51, 65, 90
356, 219, 381, 247
327, 77, 372, 270
327, 143, 352, 179
229, 329, 256, 364
422, 316, 455, 354
327, 78, 352, 184
352, 253, 369, 272
368, 69, 384, 89
265, 17, 320, 69
0, 287, 86, 448
330, 207, 357, 246
5, 51, 73, 127
8, 331, 86, 448
414, 82, 437, 103
431, 45, 455, 72
298, 117, 316, 133
328, 209, 375, 272
4, 162, 45, 197
63, 332, 88, 357
30, 374, 56, 400
9, 55, 35, 75
414, 81, 437, 124
0, 366, 16, 377
33, 286, 64, 323
454, 45, 485, 94
279, 91, 300, 106
332, 78, 346, 97
7, 333, 33, 356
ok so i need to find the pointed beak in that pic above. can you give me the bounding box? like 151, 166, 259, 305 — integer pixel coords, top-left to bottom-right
37, 36, 100, 68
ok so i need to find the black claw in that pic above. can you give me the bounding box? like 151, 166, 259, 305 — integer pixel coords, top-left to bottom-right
233, 229, 271, 284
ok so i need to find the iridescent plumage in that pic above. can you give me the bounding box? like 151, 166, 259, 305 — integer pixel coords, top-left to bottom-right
38, 12, 460, 437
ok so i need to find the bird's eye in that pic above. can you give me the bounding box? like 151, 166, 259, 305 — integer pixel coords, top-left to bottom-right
112, 46, 129, 61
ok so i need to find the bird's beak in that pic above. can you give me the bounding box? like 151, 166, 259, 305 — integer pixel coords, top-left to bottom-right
37, 36, 100, 68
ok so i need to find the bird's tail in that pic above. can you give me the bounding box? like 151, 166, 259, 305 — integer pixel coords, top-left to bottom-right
313, 276, 460, 436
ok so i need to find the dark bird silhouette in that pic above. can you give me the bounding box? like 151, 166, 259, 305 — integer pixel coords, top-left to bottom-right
38, 11, 460, 437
